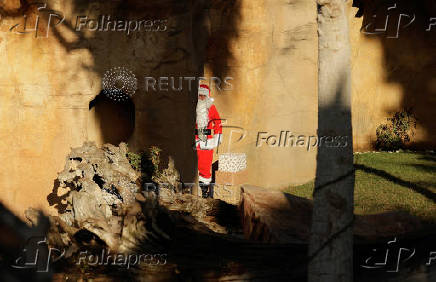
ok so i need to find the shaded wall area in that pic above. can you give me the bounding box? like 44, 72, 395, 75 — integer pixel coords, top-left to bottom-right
349, 0, 436, 151
0, 0, 320, 220
5, 0, 435, 218
206, 0, 319, 188
0, 0, 211, 217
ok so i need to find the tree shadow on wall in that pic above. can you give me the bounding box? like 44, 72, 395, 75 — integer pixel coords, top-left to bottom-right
354, 0, 436, 150
0, 0, 241, 185
0, 1, 317, 281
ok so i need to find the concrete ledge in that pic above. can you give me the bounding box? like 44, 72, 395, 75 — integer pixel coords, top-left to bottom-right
239, 185, 424, 244
240, 185, 312, 244
212, 184, 241, 205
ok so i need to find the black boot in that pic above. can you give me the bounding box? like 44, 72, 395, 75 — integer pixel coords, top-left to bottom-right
208, 184, 214, 199
200, 182, 209, 198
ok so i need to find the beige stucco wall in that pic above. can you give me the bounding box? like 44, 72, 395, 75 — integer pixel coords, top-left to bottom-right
207, 0, 319, 189
0, 0, 434, 217
0, 0, 320, 218
348, 0, 436, 151
0, 0, 201, 217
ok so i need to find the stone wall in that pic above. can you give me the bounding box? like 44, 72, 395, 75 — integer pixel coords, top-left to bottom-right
207, 0, 319, 189
0, 0, 434, 217
0, 0, 201, 217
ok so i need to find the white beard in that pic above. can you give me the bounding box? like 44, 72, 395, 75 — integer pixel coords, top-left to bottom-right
196, 97, 213, 141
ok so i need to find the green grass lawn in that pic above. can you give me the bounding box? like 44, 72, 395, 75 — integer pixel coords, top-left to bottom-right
284, 152, 436, 222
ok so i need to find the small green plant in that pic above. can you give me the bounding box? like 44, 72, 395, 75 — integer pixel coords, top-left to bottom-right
127, 146, 162, 187
375, 108, 417, 151
148, 146, 162, 172
127, 151, 142, 171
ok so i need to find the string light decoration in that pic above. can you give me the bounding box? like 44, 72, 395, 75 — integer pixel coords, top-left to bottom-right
102, 67, 137, 102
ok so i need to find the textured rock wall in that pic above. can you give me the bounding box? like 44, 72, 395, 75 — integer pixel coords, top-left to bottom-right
0, 0, 434, 217
0, 0, 319, 218
0, 0, 200, 217
208, 0, 319, 189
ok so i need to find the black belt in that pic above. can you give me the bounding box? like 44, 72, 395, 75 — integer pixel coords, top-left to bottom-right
195, 129, 211, 135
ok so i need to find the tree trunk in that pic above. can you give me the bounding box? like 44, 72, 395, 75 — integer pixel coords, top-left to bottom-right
308, 0, 355, 281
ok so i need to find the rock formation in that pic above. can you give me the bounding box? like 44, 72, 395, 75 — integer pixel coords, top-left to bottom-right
46, 142, 167, 253
44, 142, 240, 259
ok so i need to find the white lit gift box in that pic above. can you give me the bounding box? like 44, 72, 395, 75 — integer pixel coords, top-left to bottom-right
214, 153, 248, 204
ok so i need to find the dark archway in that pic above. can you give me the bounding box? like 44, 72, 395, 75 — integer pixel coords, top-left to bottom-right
89, 92, 135, 146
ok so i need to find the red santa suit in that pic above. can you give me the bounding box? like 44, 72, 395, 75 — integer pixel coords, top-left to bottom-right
195, 85, 222, 185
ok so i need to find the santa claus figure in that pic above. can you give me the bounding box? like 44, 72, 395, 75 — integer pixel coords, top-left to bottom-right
195, 84, 222, 198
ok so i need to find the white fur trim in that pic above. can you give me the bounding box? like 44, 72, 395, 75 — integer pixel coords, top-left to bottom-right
198, 88, 209, 96
196, 97, 214, 142
198, 140, 208, 149
198, 176, 211, 184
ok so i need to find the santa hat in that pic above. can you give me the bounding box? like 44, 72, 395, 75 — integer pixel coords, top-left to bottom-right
198, 84, 213, 101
